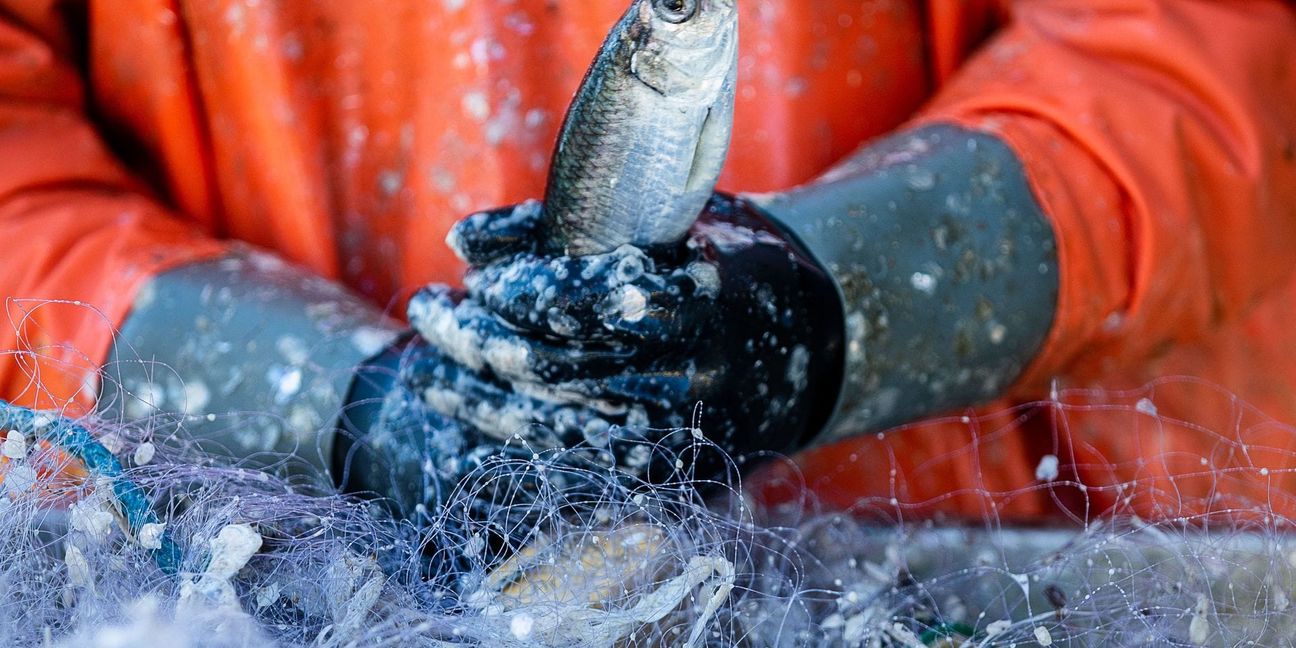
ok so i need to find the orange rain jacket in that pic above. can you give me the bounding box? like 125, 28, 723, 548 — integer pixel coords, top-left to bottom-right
1, 1, 1294, 522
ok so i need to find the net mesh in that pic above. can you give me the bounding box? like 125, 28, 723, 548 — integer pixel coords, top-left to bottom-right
0, 301, 1293, 647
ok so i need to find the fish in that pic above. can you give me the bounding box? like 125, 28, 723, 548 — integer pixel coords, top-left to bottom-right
542, 0, 739, 256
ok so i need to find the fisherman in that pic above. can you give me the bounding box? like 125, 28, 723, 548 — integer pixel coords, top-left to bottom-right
1, 0, 1294, 529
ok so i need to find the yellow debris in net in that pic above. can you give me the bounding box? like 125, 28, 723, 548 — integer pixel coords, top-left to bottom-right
488, 524, 668, 608
473, 523, 735, 648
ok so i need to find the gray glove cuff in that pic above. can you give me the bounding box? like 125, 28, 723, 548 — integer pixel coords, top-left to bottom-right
753, 124, 1059, 442
99, 247, 402, 484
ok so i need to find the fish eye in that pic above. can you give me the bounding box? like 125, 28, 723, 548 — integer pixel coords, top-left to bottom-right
653, 0, 698, 23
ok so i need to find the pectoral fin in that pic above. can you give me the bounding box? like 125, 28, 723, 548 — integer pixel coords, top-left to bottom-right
684, 91, 734, 194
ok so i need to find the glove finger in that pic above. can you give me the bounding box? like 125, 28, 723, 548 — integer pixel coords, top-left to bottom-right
463, 246, 649, 337
400, 346, 622, 450
465, 251, 714, 343
446, 201, 544, 265
593, 264, 716, 343
404, 354, 678, 480
548, 372, 692, 415
407, 286, 641, 385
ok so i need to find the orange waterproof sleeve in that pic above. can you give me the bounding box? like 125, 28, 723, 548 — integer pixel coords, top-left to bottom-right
918, 0, 1296, 390
0, 2, 225, 410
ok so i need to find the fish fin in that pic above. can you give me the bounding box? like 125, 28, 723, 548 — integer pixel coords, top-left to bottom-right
684, 59, 735, 194
684, 103, 733, 194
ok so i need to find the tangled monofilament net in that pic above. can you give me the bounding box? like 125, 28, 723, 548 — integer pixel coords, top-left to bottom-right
0, 301, 1294, 647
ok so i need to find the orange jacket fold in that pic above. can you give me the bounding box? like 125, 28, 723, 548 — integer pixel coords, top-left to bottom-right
0, 1, 225, 410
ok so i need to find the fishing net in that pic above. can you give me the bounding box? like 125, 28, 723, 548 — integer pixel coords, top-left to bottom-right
1, 300, 1294, 647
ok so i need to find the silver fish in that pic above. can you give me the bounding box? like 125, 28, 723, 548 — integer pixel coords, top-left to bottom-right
543, 0, 738, 256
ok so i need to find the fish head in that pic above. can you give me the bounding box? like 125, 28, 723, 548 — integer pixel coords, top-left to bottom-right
624, 0, 738, 102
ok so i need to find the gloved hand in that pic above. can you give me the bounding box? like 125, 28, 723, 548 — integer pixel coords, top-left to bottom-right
405, 194, 846, 471
410, 124, 1061, 463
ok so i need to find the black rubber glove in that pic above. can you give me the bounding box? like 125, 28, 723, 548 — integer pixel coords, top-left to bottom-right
414, 124, 1059, 461
407, 194, 846, 468
335, 333, 618, 514
334, 334, 644, 584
